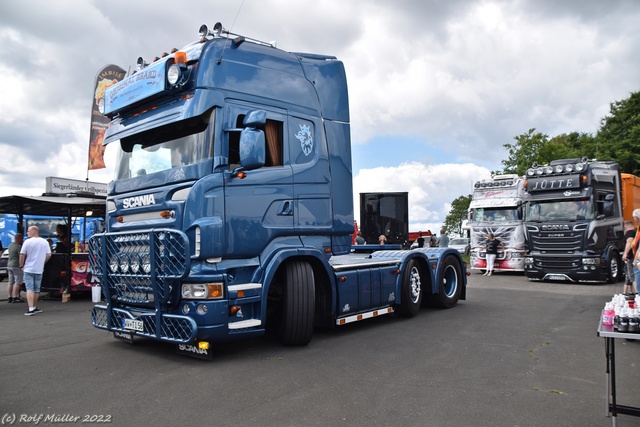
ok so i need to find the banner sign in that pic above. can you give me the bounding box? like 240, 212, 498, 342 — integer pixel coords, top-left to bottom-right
88, 64, 126, 170
45, 177, 107, 196
103, 61, 166, 115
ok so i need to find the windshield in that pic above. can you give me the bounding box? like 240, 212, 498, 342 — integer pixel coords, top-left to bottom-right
472, 207, 517, 223
111, 110, 214, 180
525, 198, 594, 221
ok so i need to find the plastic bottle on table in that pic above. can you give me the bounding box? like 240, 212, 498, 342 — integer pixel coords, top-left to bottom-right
603, 303, 615, 326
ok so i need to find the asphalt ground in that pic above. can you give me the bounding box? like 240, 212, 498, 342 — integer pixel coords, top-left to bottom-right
1, 272, 639, 427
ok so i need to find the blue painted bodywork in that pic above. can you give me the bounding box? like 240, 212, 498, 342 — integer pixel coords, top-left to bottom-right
90, 28, 466, 346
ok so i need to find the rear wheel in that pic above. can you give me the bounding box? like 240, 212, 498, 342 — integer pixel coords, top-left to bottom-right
434, 255, 463, 308
397, 259, 423, 317
277, 260, 315, 346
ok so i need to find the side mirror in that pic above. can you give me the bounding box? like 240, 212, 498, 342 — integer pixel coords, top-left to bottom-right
239, 128, 265, 171
243, 110, 267, 127
603, 201, 614, 218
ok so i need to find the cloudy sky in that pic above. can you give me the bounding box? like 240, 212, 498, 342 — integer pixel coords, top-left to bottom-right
1, 0, 639, 234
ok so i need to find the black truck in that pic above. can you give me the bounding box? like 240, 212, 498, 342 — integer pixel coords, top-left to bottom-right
522, 157, 639, 283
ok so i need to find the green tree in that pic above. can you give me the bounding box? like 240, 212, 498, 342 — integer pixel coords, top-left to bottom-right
595, 91, 640, 175
501, 129, 597, 175
543, 132, 596, 161
443, 194, 472, 237
501, 129, 549, 176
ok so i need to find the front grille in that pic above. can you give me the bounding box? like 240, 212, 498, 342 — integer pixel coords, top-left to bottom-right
89, 229, 190, 305
534, 256, 582, 270
527, 224, 586, 253
89, 229, 194, 343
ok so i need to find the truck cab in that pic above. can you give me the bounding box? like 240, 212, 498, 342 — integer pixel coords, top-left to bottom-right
468, 174, 525, 272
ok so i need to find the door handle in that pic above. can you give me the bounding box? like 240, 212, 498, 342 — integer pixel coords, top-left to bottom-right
278, 200, 293, 216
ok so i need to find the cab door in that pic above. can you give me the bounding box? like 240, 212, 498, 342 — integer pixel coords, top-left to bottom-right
223, 105, 294, 257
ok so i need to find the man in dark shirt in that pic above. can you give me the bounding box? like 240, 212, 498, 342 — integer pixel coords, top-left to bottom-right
622, 220, 636, 294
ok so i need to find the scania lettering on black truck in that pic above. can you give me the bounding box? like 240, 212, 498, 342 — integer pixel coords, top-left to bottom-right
468, 174, 525, 273
89, 23, 467, 358
522, 157, 640, 283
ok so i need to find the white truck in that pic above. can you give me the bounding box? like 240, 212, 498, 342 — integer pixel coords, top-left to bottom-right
468, 174, 525, 273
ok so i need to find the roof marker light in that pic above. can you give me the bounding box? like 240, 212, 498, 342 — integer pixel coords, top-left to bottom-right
174, 51, 187, 64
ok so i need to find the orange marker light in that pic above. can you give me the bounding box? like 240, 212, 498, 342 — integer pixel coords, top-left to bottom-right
208, 283, 223, 298
174, 51, 187, 64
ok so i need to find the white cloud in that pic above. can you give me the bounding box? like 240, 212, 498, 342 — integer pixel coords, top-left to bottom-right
353, 162, 491, 232
0, 0, 638, 233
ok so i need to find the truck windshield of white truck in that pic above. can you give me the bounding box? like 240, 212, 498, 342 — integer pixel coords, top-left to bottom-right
472, 207, 518, 222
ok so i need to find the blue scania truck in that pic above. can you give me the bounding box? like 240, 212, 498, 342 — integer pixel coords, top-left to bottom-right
89, 23, 467, 358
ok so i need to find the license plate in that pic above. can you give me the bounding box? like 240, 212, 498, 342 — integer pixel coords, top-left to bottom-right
123, 318, 144, 332
548, 274, 566, 281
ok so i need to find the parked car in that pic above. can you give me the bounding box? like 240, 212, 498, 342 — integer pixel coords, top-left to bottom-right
449, 238, 470, 256
0, 249, 8, 280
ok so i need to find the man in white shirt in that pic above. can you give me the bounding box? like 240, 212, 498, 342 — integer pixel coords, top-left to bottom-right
19, 226, 52, 316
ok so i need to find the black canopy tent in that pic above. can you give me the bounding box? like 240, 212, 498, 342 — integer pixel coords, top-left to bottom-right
0, 194, 106, 220
0, 193, 106, 294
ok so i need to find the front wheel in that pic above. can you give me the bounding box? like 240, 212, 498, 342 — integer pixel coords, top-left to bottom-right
607, 251, 621, 284
433, 255, 463, 308
277, 260, 315, 346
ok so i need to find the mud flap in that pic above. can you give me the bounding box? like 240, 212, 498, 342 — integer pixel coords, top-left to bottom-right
176, 343, 213, 360
113, 331, 134, 344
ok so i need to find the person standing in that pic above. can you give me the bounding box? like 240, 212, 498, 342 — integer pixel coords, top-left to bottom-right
482, 233, 504, 277
416, 233, 425, 248
54, 224, 69, 254
632, 210, 640, 293
438, 230, 450, 248
354, 231, 366, 245
622, 219, 637, 294
19, 226, 51, 316
7, 233, 24, 303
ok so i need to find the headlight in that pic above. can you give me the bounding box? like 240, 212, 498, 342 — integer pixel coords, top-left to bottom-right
525, 257, 534, 265
130, 254, 141, 274
167, 62, 189, 87
575, 163, 585, 172
582, 258, 600, 265
554, 165, 563, 173
119, 255, 130, 273
167, 64, 182, 85
141, 253, 151, 274
181, 283, 224, 300
565, 164, 574, 172
109, 255, 119, 273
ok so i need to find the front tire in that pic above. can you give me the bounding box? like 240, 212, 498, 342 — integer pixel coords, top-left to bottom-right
397, 259, 423, 317
277, 260, 315, 346
607, 251, 621, 284
433, 255, 463, 308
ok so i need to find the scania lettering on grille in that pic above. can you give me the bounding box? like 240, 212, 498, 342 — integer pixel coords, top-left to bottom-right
122, 194, 156, 209
542, 224, 570, 231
